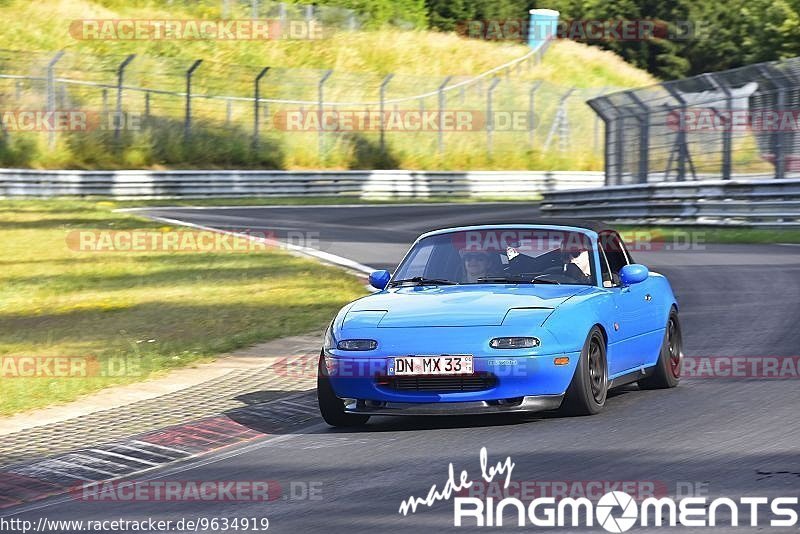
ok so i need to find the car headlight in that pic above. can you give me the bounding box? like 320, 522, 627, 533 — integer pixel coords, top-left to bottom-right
337, 339, 378, 351
489, 337, 540, 349
323, 323, 336, 352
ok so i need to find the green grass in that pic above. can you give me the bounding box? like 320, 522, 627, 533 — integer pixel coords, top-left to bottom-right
0, 0, 656, 170
0, 1, 654, 84
108, 195, 538, 208
617, 226, 800, 245
0, 198, 368, 416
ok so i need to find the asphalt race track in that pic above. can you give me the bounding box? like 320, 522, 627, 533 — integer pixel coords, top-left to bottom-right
8, 203, 800, 532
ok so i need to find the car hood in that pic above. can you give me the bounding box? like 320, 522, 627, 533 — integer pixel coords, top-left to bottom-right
346, 284, 589, 328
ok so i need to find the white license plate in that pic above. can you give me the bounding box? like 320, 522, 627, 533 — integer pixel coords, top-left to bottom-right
388, 355, 473, 376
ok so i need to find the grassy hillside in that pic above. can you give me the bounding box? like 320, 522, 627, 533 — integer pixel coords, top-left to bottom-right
0, 0, 656, 170
2, 0, 654, 84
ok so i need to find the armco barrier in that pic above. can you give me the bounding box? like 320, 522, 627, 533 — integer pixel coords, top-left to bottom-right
540, 178, 800, 226
0, 170, 603, 199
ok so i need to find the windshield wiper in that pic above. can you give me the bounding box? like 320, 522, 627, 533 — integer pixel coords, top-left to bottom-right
475, 275, 561, 285
389, 276, 459, 287
475, 276, 535, 284
531, 274, 561, 285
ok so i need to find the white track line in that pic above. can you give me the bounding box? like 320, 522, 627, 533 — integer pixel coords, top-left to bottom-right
108, 444, 179, 461
2, 422, 329, 517
66, 453, 139, 473
87, 449, 159, 467
41, 459, 117, 478
130, 440, 190, 456
142, 214, 375, 275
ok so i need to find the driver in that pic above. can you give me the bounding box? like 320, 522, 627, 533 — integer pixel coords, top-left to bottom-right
462, 250, 493, 283
561, 239, 592, 283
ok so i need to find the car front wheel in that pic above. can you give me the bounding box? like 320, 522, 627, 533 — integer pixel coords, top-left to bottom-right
317, 353, 370, 427
561, 326, 608, 416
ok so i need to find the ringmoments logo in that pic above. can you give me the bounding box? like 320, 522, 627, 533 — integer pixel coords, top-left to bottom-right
398, 448, 800, 531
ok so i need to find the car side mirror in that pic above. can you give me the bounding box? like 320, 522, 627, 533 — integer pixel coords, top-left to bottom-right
620, 264, 649, 286
369, 270, 391, 290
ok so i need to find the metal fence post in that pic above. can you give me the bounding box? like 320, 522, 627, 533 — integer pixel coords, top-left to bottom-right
279, 3, 287, 28
144, 91, 150, 119
704, 74, 732, 180
593, 87, 607, 154
757, 66, 788, 180
437, 75, 453, 155
627, 91, 650, 184
253, 66, 270, 149
115, 54, 135, 142
544, 87, 574, 152
774, 82, 788, 180
101, 88, 109, 122
46, 51, 65, 149
251, 0, 259, 18
486, 78, 501, 158
318, 70, 333, 161
664, 85, 696, 181
222, 0, 230, 18
184, 60, 202, 143
528, 81, 542, 148
379, 74, 394, 153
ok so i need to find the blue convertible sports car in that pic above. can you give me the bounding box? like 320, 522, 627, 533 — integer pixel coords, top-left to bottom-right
317, 221, 682, 427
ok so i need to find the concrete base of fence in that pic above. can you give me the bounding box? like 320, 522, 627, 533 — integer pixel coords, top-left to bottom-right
541, 178, 800, 227
0, 170, 604, 200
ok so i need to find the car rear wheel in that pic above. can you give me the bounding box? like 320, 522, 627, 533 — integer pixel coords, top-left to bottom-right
561, 327, 607, 416
638, 310, 682, 390
317, 353, 370, 427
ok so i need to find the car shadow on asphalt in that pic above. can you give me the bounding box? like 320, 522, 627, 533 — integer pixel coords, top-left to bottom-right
223, 385, 640, 436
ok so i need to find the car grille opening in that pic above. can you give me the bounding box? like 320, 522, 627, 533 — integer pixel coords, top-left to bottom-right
377, 372, 498, 392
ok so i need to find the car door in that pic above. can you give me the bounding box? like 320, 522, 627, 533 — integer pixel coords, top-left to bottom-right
599, 232, 660, 373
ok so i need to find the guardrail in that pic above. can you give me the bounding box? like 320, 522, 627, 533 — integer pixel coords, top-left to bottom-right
0, 170, 603, 199
540, 178, 800, 226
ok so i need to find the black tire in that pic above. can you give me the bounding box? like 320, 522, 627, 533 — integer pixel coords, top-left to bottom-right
317, 353, 370, 427
638, 310, 682, 390
561, 327, 608, 416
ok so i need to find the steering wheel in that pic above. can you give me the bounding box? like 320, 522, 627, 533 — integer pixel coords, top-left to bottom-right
542, 264, 585, 284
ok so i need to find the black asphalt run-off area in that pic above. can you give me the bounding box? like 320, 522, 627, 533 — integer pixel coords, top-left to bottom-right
9, 203, 800, 532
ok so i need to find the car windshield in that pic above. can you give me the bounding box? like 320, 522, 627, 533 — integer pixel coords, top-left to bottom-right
392, 228, 597, 286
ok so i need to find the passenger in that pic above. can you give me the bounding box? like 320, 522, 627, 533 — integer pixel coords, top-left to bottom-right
462, 250, 493, 283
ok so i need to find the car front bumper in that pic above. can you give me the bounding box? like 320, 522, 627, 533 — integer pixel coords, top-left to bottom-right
324, 349, 581, 410
341, 395, 564, 416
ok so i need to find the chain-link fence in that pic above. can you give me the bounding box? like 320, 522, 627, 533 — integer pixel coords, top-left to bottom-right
0, 39, 614, 169
589, 56, 800, 185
